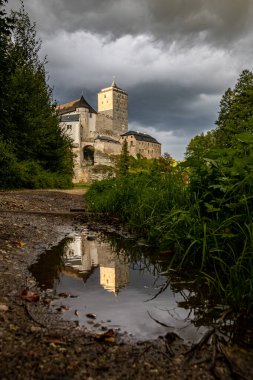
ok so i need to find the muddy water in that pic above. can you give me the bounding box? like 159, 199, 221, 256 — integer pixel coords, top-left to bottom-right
30, 228, 229, 343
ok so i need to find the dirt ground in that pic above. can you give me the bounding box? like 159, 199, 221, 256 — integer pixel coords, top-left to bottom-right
0, 190, 252, 380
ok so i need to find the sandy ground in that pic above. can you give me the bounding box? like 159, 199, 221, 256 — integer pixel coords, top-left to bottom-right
0, 190, 251, 379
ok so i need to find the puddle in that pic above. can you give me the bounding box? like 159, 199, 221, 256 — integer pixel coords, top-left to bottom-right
30, 229, 228, 343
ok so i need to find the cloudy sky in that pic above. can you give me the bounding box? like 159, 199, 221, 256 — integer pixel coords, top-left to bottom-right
7, 0, 253, 159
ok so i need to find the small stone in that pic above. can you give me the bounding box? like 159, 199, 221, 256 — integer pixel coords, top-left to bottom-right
58, 292, 69, 298
30, 326, 42, 333
0, 304, 9, 312
86, 313, 96, 319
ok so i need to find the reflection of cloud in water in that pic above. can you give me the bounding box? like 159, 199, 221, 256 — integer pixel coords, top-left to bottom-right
63, 234, 129, 294
31, 231, 223, 342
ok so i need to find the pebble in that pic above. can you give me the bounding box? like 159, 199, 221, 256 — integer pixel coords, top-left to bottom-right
30, 326, 42, 333
86, 313, 96, 319
0, 304, 9, 312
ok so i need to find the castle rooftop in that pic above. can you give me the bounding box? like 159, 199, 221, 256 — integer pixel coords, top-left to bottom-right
121, 131, 160, 144
99, 80, 127, 95
56, 96, 97, 115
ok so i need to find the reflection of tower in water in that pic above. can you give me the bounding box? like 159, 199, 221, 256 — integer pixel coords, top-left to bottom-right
98, 241, 129, 294
63, 235, 129, 294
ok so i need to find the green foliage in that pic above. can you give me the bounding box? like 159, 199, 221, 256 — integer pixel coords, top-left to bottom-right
0, 1, 73, 189
0, 138, 20, 188
118, 140, 129, 176
215, 69, 253, 148
0, 0, 12, 133
182, 70, 253, 310
185, 130, 216, 164
86, 169, 189, 244
0, 137, 72, 189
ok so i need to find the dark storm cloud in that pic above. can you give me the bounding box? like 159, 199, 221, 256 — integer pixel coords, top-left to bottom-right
129, 81, 218, 136
11, 0, 253, 47
6, 0, 253, 158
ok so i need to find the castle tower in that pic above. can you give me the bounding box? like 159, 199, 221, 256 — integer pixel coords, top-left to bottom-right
97, 80, 128, 137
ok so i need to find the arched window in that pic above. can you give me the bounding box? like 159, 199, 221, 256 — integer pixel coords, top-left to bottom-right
83, 145, 94, 166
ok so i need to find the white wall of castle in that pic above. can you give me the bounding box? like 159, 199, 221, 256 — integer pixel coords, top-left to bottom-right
61, 121, 81, 146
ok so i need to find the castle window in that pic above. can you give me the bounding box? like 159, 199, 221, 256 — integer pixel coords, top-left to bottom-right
104, 94, 106, 98
89, 113, 92, 118
67, 125, 72, 130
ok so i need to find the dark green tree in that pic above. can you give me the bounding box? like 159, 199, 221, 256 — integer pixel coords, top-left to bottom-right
215, 69, 253, 147
7, 3, 73, 176
118, 140, 129, 176
185, 130, 216, 163
0, 0, 12, 135
0, 2, 73, 188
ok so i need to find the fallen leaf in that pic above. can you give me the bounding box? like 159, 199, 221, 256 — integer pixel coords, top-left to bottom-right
104, 336, 115, 343
9, 324, 18, 331
21, 288, 40, 302
95, 329, 115, 343
13, 241, 26, 248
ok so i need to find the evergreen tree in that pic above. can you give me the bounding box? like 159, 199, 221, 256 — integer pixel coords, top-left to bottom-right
118, 140, 129, 176
215, 69, 253, 147
8, 3, 73, 176
0, 0, 12, 135
0, 2, 73, 188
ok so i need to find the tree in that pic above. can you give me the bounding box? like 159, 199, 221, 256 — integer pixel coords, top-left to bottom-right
0, 0, 12, 135
0, 2, 73, 188
118, 140, 129, 176
185, 130, 216, 163
215, 69, 253, 147
8, 3, 73, 175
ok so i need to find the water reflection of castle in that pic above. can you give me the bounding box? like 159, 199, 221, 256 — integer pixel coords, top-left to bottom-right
63, 235, 128, 294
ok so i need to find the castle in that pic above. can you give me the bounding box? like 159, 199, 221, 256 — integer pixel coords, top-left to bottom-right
57, 81, 161, 182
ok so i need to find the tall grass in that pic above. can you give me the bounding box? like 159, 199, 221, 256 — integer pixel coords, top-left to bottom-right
85, 169, 253, 311
86, 171, 189, 243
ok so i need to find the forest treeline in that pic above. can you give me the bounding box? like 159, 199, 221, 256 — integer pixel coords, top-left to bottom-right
0, 0, 73, 189
86, 69, 253, 311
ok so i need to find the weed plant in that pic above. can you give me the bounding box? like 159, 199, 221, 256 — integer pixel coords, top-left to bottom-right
86, 151, 253, 311
86, 169, 189, 242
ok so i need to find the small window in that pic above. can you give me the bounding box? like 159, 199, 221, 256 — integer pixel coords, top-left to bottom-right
67, 125, 72, 130
104, 94, 106, 98
89, 113, 92, 118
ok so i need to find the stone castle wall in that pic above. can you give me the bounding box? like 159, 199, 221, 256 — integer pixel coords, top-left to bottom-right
59, 81, 161, 183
